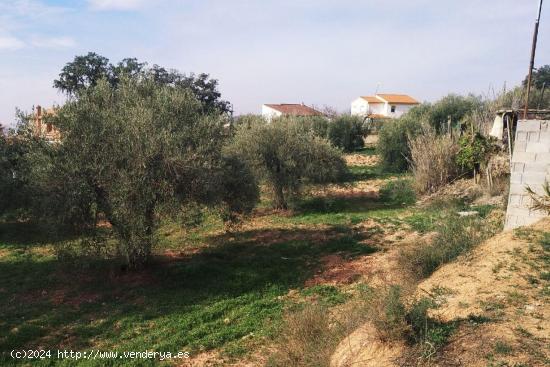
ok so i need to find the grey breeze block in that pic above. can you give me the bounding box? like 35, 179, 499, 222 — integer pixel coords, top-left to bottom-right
504, 120, 550, 230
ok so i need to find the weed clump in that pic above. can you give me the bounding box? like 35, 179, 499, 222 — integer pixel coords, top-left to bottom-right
266, 303, 341, 367
379, 179, 417, 206
400, 212, 501, 279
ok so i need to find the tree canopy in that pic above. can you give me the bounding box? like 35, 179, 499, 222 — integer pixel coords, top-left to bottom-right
43, 77, 256, 268
524, 64, 550, 90
54, 52, 231, 115
227, 117, 347, 209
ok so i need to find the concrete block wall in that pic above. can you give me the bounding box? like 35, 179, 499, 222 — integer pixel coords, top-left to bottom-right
505, 119, 550, 229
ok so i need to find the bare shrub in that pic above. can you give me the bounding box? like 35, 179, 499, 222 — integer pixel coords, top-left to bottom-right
266, 304, 341, 367
409, 127, 460, 194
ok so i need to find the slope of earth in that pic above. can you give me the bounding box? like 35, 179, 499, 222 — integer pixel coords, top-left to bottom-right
417, 219, 550, 367
332, 218, 550, 367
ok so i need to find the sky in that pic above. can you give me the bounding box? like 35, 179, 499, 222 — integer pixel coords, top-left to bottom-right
0, 0, 549, 126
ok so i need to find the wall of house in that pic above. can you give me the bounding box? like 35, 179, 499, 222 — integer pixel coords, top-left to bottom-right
505, 119, 550, 229
385, 104, 415, 118
351, 99, 368, 116
261, 105, 282, 122
368, 103, 385, 116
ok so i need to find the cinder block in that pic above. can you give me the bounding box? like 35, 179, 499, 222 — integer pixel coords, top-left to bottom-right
539, 131, 550, 141
517, 120, 541, 132
507, 207, 535, 217
512, 151, 536, 163
516, 131, 528, 141
509, 194, 522, 206
508, 184, 528, 195
523, 163, 547, 172
535, 153, 550, 164
541, 121, 549, 132
521, 196, 533, 207
526, 142, 550, 153
514, 141, 527, 152
522, 172, 548, 185
510, 172, 523, 184
513, 162, 525, 172
528, 131, 540, 142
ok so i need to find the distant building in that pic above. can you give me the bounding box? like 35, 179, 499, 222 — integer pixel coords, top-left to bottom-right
261, 103, 323, 122
33, 105, 60, 142
350, 94, 420, 119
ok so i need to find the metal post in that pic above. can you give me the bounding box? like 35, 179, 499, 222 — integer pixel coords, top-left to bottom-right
524, 0, 544, 119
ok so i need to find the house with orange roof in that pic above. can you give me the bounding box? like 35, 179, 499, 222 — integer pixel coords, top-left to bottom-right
350, 94, 420, 119
261, 103, 323, 122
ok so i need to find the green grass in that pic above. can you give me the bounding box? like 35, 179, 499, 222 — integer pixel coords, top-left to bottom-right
0, 218, 379, 366
0, 158, 426, 366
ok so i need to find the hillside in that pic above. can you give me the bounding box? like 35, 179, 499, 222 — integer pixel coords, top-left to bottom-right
332, 219, 550, 367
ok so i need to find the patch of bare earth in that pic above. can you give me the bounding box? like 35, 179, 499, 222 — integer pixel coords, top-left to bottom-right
179, 347, 273, 367
344, 154, 380, 167
331, 323, 405, 367
306, 219, 426, 288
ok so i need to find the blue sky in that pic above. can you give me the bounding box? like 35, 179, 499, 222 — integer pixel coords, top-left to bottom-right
0, 0, 549, 126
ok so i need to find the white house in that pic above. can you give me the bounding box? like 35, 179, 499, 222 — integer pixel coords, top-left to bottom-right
261, 103, 323, 122
350, 94, 420, 119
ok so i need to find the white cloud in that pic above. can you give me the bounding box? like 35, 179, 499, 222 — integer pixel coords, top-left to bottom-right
88, 0, 145, 11
0, 35, 25, 50
30, 36, 76, 49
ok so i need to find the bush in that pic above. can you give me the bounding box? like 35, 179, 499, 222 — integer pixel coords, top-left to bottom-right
299, 115, 369, 152
379, 179, 416, 206
456, 132, 495, 173
327, 115, 369, 152
227, 118, 347, 209
377, 116, 423, 172
409, 127, 460, 194
267, 304, 339, 367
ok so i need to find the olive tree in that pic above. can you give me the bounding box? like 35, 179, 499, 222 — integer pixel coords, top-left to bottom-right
49, 77, 257, 268
227, 118, 347, 209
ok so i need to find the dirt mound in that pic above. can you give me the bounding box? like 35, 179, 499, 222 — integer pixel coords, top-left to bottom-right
330, 323, 404, 367
416, 218, 550, 365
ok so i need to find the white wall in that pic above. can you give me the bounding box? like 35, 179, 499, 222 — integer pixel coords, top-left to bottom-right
351, 97, 417, 118
385, 104, 415, 118
261, 105, 282, 122
350, 98, 368, 116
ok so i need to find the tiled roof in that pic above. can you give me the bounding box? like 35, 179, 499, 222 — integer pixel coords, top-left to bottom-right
376, 94, 419, 104
264, 104, 323, 116
360, 96, 383, 104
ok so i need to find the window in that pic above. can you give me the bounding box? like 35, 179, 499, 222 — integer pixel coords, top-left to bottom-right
390, 105, 396, 113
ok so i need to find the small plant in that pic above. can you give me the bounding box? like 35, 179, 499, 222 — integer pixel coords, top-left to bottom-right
526, 181, 550, 214
379, 179, 417, 206
494, 340, 513, 355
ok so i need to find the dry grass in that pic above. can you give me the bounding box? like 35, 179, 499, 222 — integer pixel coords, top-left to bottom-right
266, 304, 348, 367
409, 127, 460, 194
